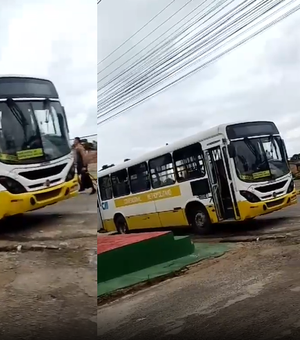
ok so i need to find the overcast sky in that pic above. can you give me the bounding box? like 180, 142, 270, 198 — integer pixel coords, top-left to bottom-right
98, 0, 300, 168
0, 0, 96, 140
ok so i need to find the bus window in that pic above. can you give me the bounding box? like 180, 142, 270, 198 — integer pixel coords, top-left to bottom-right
111, 169, 130, 198
99, 175, 113, 201
128, 162, 150, 194
149, 153, 175, 189
173, 143, 205, 182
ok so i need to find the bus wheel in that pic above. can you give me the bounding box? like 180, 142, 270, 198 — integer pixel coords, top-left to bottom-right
115, 215, 129, 234
191, 207, 212, 235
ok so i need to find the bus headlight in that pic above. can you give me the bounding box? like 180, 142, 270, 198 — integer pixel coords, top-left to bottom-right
0, 176, 26, 194
287, 179, 295, 193
65, 164, 75, 181
240, 190, 260, 203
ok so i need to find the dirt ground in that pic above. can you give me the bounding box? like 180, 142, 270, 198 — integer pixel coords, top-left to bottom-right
98, 201, 300, 340
0, 192, 97, 339
98, 237, 300, 340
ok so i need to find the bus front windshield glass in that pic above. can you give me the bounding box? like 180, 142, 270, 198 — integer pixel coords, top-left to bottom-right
232, 136, 289, 182
0, 100, 70, 164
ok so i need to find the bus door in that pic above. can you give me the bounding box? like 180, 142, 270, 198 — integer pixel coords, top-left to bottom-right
202, 140, 240, 221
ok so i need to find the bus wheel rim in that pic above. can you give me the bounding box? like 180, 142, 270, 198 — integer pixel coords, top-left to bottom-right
195, 212, 206, 229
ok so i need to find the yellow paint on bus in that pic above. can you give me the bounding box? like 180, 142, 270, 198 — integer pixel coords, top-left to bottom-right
114, 185, 182, 208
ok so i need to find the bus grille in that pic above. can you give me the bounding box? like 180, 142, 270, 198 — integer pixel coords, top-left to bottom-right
266, 198, 285, 208
34, 188, 61, 202
19, 164, 67, 180
256, 180, 288, 193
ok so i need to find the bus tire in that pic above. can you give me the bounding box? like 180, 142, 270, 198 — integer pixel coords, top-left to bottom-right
190, 207, 212, 235
114, 215, 129, 234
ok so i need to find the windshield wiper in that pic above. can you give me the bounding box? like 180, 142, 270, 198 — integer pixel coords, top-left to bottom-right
244, 138, 259, 158
6, 99, 28, 129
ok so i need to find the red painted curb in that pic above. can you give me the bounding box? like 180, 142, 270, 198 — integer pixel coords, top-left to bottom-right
97, 232, 170, 255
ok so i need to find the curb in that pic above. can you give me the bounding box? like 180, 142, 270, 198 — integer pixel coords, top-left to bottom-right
0, 243, 80, 252
218, 233, 292, 243
98, 268, 186, 306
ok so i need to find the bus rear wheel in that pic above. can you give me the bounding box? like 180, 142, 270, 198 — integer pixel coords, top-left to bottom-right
115, 215, 129, 234
190, 207, 212, 236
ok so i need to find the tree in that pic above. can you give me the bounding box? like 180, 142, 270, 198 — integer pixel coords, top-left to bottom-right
291, 154, 300, 161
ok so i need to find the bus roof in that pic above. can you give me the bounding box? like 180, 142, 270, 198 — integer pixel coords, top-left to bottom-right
98, 120, 275, 177
0, 76, 58, 99
0, 74, 51, 82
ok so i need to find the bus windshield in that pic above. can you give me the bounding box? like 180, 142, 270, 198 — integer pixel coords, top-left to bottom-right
0, 99, 70, 164
232, 136, 289, 182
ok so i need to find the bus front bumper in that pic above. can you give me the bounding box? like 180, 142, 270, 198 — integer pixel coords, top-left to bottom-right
0, 178, 78, 219
238, 190, 297, 220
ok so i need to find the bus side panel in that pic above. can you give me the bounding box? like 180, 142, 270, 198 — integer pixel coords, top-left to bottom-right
152, 184, 189, 227
114, 192, 161, 230
100, 199, 116, 232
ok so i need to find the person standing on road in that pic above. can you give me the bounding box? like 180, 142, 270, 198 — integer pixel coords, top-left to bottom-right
73, 137, 96, 195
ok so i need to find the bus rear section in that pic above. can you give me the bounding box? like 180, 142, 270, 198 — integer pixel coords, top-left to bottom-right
0, 75, 78, 219
98, 120, 296, 235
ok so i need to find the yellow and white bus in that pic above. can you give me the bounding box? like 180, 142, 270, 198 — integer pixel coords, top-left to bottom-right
98, 120, 297, 235
0, 75, 78, 220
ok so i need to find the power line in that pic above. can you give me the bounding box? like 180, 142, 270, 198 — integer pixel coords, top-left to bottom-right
98, 0, 193, 78
70, 133, 97, 140
98, 0, 229, 98
98, 0, 275, 114
97, 0, 276, 116
97, 1, 300, 125
98, 0, 176, 65
98, 0, 263, 112
98, 0, 292, 115
97, 0, 102, 4
97, 0, 219, 89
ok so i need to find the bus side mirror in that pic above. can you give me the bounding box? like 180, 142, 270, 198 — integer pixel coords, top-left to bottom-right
228, 144, 236, 158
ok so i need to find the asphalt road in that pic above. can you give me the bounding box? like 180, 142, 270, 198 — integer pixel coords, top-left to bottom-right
0, 192, 97, 339
186, 200, 300, 241
98, 202, 300, 340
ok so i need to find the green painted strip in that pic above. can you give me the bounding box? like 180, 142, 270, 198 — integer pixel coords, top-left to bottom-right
98, 243, 231, 297
97, 233, 195, 283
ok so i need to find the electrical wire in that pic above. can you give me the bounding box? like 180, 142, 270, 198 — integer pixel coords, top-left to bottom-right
98, 0, 193, 76
97, 0, 223, 88
97, 1, 300, 125
99, 0, 270, 111
99, 0, 276, 113
99, 0, 294, 113
98, 0, 231, 99
99, 0, 298, 122
98, 0, 278, 115
98, 0, 176, 65
70, 133, 97, 141
99, 3, 274, 114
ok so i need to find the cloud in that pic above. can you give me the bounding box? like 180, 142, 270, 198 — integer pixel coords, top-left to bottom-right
98, 0, 300, 168
0, 0, 96, 138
